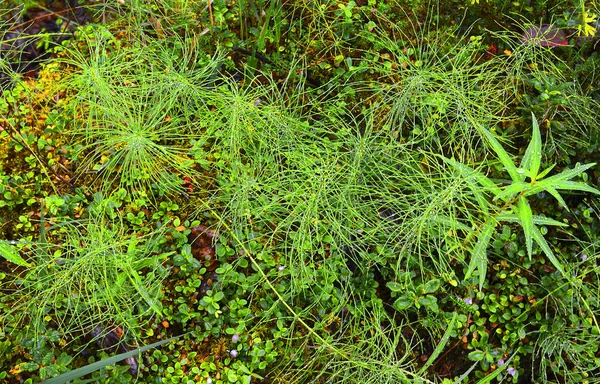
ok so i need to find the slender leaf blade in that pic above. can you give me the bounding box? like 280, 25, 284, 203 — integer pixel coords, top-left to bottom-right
532, 226, 565, 276
41, 334, 188, 384
524, 179, 600, 206
544, 186, 568, 210
542, 162, 596, 185
493, 181, 529, 202
466, 221, 495, 290
478, 125, 521, 182
497, 213, 568, 227
418, 312, 457, 375
474, 352, 517, 384
552, 180, 600, 195
536, 163, 556, 179
438, 155, 501, 195
516, 197, 534, 258
0, 241, 31, 267
521, 112, 542, 179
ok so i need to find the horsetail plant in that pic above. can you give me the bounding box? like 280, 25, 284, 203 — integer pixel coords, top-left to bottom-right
440, 113, 600, 290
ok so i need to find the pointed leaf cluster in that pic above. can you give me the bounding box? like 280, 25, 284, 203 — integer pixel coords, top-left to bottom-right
441, 113, 600, 289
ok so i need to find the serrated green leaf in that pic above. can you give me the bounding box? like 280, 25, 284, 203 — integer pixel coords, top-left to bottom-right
497, 213, 568, 227
465, 221, 495, 290
521, 112, 542, 179
0, 241, 31, 267
493, 181, 529, 202
478, 125, 520, 182
532, 225, 565, 276
516, 197, 534, 258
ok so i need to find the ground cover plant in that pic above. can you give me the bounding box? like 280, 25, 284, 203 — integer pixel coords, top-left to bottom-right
1, 0, 600, 383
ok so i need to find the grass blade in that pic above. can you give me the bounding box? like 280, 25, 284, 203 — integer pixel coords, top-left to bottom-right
417, 312, 457, 375
473, 352, 516, 384
41, 334, 188, 384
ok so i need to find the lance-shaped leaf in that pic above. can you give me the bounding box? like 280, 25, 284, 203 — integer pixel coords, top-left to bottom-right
523, 164, 600, 209
430, 215, 472, 233
437, 155, 500, 211
0, 241, 32, 268
465, 220, 496, 290
493, 181, 530, 202
541, 162, 596, 185
543, 185, 568, 210
437, 156, 501, 194
525, 180, 600, 197
536, 163, 556, 180
478, 125, 521, 182
497, 213, 568, 227
532, 225, 565, 276
41, 333, 188, 384
417, 312, 458, 375
126, 266, 164, 317
520, 112, 542, 179
515, 196, 534, 258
